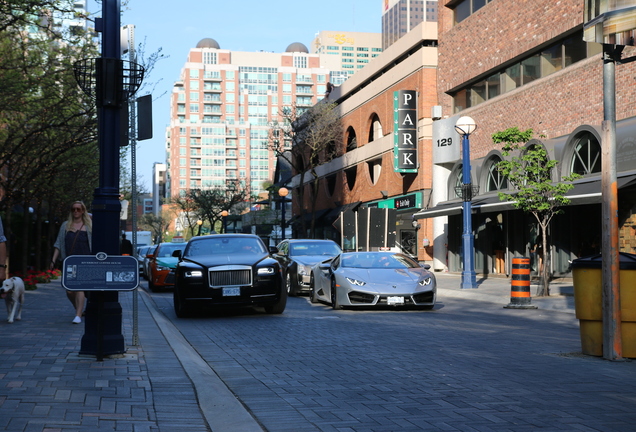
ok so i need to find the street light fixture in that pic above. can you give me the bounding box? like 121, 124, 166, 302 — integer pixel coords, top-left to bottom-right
221, 210, 228, 234
278, 187, 289, 241
197, 219, 203, 236
455, 116, 478, 289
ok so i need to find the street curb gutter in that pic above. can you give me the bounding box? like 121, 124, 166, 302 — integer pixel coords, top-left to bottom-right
140, 290, 264, 432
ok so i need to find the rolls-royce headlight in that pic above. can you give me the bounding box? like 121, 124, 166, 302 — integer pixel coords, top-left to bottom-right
346, 277, 366, 286
185, 270, 203, 278
258, 267, 275, 275
419, 277, 432, 286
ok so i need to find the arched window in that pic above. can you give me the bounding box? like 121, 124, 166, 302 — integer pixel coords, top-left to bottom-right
366, 158, 382, 185
368, 114, 383, 142
570, 132, 601, 176
346, 126, 357, 151
449, 166, 464, 199
485, 157, 507, 192
326, 174, 337, 197
345, 166, 357, 191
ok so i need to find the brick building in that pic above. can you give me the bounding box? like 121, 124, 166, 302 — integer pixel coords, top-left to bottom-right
414, 0, 636, 276
288, 23, 439, 260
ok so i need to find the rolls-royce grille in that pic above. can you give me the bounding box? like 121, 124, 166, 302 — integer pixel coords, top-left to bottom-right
209, 269, 251, 287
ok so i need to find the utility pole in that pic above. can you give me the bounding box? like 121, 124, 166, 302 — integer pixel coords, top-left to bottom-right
601, 44, 622, 361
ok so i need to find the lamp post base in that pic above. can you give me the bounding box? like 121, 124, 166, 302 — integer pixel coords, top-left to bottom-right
461, 270, 478, 289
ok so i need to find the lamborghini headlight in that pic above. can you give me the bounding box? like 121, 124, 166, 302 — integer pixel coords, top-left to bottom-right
419, 277, 432, 286
346, 277, 366, 286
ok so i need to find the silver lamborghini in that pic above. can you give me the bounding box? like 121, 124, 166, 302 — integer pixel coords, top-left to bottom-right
310, 252, 436, 310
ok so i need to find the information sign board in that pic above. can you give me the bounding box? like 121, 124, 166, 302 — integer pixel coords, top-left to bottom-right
62, 253, 139, 291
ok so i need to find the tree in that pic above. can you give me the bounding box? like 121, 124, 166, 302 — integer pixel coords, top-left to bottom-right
494, 127, 580, 296
269, 101, 341, 238
139, 212, 173, 245
0, 1, 100, 273
188, 180, 256, 234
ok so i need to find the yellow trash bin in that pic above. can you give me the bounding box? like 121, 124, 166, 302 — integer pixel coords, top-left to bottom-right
571, 253, 636, 358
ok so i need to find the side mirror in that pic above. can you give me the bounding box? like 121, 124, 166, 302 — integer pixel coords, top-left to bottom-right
172, 250, 182, 258
421, 263, 431, 270
269, 246, 279, 254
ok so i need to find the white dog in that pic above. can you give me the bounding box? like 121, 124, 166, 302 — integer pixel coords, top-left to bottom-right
0, 277, 25, 323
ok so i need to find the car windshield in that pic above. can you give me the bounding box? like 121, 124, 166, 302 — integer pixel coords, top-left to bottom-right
186, 237, 267, 257
340, 253, 419, 269
157, 243, 186, 258
290, 242, 341, 256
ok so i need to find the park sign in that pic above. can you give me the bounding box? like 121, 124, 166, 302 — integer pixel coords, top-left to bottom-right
62, 253, 139, 291
393, 90, 418, 173
583, 0, 636, 46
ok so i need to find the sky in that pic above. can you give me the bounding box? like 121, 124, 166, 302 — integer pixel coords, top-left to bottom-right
87, 0, 382, 191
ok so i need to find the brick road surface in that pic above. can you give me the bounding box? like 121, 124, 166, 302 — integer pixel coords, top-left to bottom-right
2, 274, 636, 432
150, 272, 636, 432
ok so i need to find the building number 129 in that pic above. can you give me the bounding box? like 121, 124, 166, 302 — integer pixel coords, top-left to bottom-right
437, 138, 452, 147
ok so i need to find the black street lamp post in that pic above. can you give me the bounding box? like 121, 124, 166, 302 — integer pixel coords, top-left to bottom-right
278, 187, 289, 241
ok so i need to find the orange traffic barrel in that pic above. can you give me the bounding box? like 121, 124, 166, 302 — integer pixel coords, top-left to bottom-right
504, 257, 537, 309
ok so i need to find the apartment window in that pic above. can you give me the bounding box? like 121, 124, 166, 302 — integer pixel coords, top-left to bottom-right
203, 52, 217, 64
190, 92, 199, 101
521, 55, 541, 84
226, 70, 235, 79
189, 80, 199, 90
327, 45, 339, 50
541, 44, 563, 76
487, 73, 500, 99
293, 55, 308, 69
453, 0, 493, 24
450, 30, 601, 113
189, 103, 199, 113
189, 69, 199, 78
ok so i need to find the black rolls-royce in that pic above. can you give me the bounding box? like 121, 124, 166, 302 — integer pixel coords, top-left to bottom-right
172, 234, 286, 317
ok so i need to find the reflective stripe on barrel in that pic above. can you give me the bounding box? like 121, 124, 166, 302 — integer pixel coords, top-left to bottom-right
510, 257, 531, 304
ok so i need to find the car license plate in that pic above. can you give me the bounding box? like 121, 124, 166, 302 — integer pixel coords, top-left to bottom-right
222, 287, 241, 296
387, 296, 404, 305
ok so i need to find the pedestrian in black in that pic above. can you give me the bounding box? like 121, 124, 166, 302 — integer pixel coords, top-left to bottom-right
121, 234, 133, 256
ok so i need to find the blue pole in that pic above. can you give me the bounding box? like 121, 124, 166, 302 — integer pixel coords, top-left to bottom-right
461, 133, 477, 289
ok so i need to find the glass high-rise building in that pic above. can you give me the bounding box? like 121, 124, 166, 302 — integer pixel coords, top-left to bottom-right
382, 0, 438, 49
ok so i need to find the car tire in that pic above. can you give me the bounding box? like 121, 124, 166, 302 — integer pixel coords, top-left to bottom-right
265, 283, 287, 314
173, 287, 191, 318
309, 273, 318, 304
286, 272, 297, 297
331, 278, 342, 310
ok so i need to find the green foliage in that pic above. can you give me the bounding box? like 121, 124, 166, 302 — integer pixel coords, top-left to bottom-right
493, 126, 580, 296
494, 127, 579, 217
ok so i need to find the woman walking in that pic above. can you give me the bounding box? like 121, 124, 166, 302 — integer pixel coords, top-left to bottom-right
50, 201, 92, 324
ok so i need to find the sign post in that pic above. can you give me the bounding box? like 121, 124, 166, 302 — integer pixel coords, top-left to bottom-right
64, 254, 138, 361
